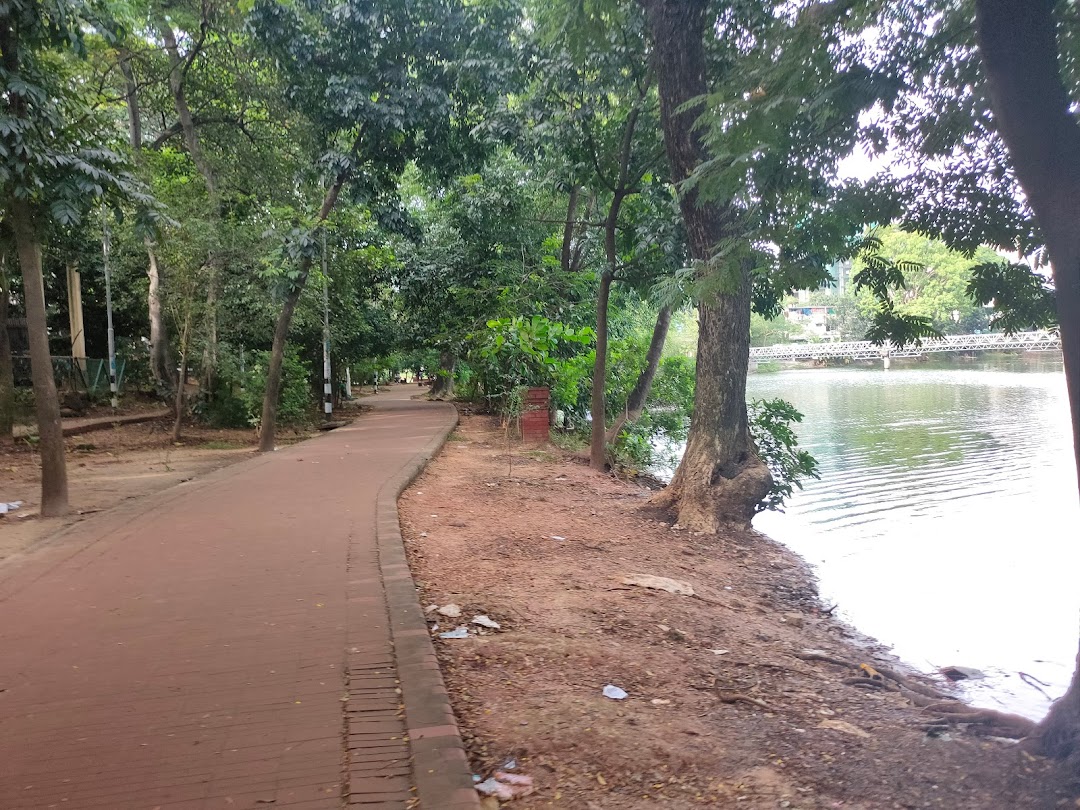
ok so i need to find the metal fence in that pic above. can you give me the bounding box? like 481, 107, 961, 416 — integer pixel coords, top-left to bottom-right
12, 356, 126, 395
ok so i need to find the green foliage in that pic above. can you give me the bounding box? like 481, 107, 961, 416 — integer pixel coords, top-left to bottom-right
609, 354, 695, 471
471, 315, 594, 412
852, 235, 941, 348
968, 261, 1057, 334
242, 347, 313, 428
749, 398, 820, 514
0, 1, 156, 230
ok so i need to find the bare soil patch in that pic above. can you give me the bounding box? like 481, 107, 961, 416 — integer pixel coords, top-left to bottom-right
0, 417, 314, 562
400, 413, 1077, 809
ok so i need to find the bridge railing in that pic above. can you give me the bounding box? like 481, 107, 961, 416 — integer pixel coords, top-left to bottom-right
749, 330, 1062, 362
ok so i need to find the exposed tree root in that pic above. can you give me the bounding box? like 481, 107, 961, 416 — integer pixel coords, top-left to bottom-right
797, 650, 1038, 740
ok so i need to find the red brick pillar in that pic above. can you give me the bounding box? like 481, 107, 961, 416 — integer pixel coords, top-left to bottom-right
521, 387, 550, 443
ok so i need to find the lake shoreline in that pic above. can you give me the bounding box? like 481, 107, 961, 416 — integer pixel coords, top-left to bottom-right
401, 412, 1074, 808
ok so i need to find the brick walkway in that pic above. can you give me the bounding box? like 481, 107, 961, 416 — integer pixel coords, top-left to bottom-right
0, 387, 474, 810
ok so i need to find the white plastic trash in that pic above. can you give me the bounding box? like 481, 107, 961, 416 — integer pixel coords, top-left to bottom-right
602, 684, 628, 700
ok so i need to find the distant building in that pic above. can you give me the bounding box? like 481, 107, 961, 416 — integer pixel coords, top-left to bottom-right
785, 305, 835, 338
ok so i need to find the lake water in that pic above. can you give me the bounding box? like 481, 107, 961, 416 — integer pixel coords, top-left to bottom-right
697, 354, 1078, 720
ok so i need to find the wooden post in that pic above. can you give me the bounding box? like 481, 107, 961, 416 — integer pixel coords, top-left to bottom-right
66, 263, 86, 376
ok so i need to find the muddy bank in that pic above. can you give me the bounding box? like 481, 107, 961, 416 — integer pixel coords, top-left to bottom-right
399, 413, 1076, 809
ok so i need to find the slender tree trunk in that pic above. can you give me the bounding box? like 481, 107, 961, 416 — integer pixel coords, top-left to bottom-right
975, 0, 1080, 759
146, 242, 173, 391
589, 269, 615, 469
606, 304, 672, 443
121, 44, 173, 394
119, 50, 142, 151
0, 260, 14, 442
201, 272, 219, 393
157, 15, 222, 391
258, 175, 348, 452
640, 0, 770, 531
172, 307, 191, 443
10, 198, 68, 516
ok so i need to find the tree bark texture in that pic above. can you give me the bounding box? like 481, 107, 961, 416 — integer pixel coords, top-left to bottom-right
258, 175, 347, 452
146, 242, 173, 392
640, 0, 770, 531
10, 199, 69, 516
0, 260, 14, 442
606, 304, 672, 444
975, 0, 1080, 759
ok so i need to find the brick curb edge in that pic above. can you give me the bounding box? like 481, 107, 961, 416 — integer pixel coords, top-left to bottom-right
374, 402, 480, 810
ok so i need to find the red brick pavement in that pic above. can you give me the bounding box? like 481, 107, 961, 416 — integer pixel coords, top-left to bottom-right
0, 387, 474, 810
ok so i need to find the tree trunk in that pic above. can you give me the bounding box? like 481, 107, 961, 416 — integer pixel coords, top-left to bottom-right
640, 0, 770, 531
430, 350, 456, 399
606, 304, 672, 443
258, 175, 348, 452
974, 0, 1080, 759
157, 15, 221, 391
589, 269, 615, 469
119, 50, 142, 151
121, 44, 173, 395
172, 307, 191, 443
146, 241, 173, 392
10, 198, 68, 516
201, 271, 219, 393
0, 259, 14, 442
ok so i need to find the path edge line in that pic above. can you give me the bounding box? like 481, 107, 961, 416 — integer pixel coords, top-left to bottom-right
374, 402, 480, 810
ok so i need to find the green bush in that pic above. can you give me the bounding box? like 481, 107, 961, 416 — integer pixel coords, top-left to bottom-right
243, 347, 313, 427
749, 398, 820, 513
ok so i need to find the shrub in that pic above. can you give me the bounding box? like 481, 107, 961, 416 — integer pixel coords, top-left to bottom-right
749, 397, 820, 513
242, 347, 313, 427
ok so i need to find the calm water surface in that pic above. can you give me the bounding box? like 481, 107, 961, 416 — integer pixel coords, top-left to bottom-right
738, 355, 1079, 720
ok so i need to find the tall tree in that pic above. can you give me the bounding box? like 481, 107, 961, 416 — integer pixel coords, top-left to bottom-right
0, 0, 148, 515
528, 0, 676, 470
973, 0, 1080, 761
639, 0, 771, 531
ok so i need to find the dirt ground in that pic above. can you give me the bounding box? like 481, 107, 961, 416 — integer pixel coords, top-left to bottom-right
0, 414, 315, 562
400, 414, 1078, 810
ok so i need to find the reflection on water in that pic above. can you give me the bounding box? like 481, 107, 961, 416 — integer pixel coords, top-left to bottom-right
706, 354, 1076, 720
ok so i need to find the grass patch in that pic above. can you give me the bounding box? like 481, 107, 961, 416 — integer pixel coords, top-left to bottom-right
446, 432, 468, 442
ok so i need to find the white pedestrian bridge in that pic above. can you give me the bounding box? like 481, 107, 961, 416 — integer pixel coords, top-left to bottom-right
750, 330, 1062, 362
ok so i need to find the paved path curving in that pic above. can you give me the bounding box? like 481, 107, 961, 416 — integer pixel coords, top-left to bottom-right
0, 387, 477, 810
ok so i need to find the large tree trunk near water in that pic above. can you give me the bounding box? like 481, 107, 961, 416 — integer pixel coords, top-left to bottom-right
10, 199, 68, 516
640, 0, 770, 531
258, 175, 348, 452
975, 0, 1080, 759
0, 260, 14, 442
